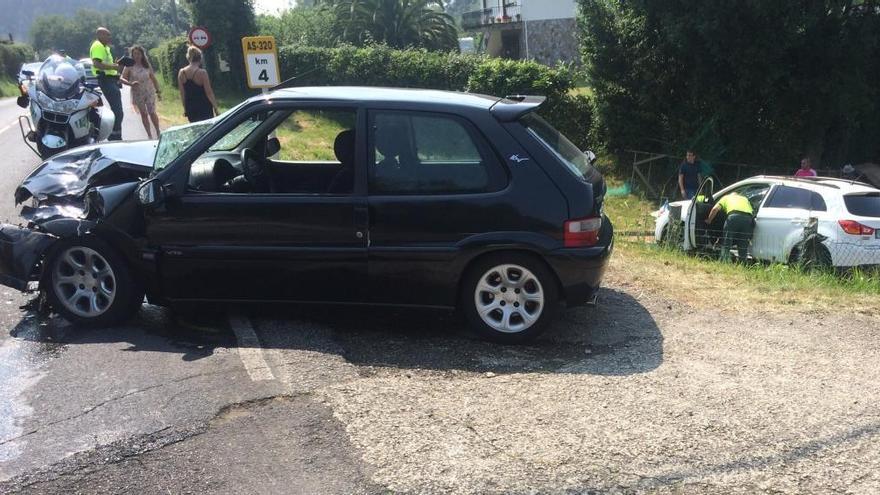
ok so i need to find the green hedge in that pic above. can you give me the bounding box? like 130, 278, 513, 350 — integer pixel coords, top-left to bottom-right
0, 43, 36, 79
150, 36, 189, 85
152, 41, 594, 149
279, 45, 594, 149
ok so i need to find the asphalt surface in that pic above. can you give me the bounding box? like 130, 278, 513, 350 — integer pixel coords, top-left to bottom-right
0, 95, 879, 494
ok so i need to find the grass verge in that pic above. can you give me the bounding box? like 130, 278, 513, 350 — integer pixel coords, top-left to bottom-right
0, 77, 21, 98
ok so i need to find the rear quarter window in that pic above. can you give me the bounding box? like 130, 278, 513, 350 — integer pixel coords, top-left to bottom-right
844, 193, 880, 217
765, 185, 827, 211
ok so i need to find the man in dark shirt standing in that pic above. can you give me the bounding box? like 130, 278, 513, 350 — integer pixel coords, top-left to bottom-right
678, 150, 702, 199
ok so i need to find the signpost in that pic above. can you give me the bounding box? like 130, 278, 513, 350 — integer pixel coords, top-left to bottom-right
188, 26, 212, 49
241, 36, 279, 90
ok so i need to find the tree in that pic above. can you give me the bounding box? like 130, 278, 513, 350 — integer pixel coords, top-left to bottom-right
256, 6, 335, 47
579, 0, 880, 167
31, 9, 116, 58
114, 0, 192, 50
321, 0, 459, 51
185, 0, 257, 90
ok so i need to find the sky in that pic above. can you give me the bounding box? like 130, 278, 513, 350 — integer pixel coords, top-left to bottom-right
253, 0, 297, 15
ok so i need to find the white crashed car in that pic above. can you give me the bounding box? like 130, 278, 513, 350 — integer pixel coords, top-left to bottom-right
653, 176, 880, 267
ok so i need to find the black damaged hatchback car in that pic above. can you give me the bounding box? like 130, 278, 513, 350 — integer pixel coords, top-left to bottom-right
0, 87, 613, 342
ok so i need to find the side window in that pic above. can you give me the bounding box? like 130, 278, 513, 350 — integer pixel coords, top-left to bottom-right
187, 108, 357, 195
273, 109, 356, 162
765, 186, 826, 211
369, 111, 504, 194
810, 191, 827, 211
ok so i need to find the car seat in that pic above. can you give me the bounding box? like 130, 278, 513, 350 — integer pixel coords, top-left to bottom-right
327, 129, 355, 194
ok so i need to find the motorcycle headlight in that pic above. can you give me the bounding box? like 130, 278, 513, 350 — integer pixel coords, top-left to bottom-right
36, 92, 79, 113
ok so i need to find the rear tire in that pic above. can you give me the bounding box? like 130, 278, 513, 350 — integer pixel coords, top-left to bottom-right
44, 236, 143, 327
791, 242, 833, 270
461, 253, 559, 344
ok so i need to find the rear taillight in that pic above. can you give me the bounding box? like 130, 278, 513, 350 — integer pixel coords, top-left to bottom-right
839, 220, 875, 236
564, 216, 602, 247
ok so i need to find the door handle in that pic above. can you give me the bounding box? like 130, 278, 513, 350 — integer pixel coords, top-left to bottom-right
790, 218, 807, 225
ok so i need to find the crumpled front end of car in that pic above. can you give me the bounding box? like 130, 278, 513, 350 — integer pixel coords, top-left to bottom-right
0, 225, 56, 291
0, 142, 152, 293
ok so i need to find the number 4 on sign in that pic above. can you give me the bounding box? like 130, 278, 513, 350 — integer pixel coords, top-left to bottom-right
258, 69, 269, 82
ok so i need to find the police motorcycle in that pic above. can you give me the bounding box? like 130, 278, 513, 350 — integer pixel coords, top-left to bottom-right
17, 54, 130, 159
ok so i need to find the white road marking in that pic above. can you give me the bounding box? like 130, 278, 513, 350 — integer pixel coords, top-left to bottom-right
228, 312, 276, 382
0, 120, 15, 136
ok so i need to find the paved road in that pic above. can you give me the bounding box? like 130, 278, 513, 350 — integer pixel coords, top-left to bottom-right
0, 94, 879, 494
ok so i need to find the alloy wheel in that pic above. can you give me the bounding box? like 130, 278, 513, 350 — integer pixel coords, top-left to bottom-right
473, 264, 544, 334
52, 246, 117, 318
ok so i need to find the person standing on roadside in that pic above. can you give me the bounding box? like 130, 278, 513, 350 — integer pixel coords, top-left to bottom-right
678, 149, 704, 199
177, 46, 218, 123
90, 27, 125, 140
121, 45, 161, 139
794, 157, 818, 177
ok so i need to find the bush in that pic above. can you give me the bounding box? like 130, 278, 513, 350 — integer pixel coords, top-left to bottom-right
278, 45, 594, 149
0, 43, 36, 79
150, 36, 189, 84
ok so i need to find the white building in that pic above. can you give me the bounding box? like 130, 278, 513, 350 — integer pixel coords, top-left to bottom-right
461, 0, 579, 65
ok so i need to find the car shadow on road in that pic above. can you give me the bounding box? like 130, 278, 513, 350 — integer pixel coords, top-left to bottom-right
248, 286, 664, 376
8, 287, 663, 375
8, 303, 238, 362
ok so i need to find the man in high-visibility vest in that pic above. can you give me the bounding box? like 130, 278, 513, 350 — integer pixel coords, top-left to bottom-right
705, 191, 755, 262
90, 27, 124, 140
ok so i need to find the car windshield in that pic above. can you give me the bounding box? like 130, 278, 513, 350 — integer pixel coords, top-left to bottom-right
153, 101, 250, 171
521, 113, 595, 180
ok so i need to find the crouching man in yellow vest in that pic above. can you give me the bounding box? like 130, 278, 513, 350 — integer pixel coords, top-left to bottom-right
705, 192, 755, 262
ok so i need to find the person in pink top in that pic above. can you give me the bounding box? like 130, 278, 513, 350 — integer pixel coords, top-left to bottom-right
794, 157, 817, 177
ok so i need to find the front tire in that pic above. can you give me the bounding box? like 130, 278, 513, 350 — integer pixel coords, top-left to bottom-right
462, 254, 559, 344
44, 237, 143, 326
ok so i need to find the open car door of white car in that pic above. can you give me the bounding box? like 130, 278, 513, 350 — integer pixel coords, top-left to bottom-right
686, 177, 716, 250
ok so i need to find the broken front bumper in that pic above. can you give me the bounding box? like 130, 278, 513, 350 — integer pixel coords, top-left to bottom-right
0, 224, 55, 291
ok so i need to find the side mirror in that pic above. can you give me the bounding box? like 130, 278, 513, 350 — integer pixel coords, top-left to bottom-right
117, 55, 135, 67
136, 179, 166, 208
16, 95, 28, 108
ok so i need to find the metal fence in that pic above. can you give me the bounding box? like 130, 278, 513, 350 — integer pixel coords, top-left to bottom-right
627, 150, 846, 201
614, 211, 880, 274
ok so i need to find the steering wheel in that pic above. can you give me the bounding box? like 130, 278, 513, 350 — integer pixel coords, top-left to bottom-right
240, 148, 275, 193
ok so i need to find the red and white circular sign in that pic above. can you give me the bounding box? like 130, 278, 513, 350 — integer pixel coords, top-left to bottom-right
188, 26, 212, 49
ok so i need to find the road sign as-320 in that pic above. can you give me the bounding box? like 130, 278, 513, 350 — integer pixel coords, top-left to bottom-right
241, 36, 279, 89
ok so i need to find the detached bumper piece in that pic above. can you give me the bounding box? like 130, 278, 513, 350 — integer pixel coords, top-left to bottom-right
0, 225, 55, 291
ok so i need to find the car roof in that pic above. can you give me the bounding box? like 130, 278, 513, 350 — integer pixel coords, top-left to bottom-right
741, 175, 879, 195
269, 86, 497, 107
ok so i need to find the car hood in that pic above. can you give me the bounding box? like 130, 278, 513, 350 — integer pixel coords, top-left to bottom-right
15, 140, 157, 205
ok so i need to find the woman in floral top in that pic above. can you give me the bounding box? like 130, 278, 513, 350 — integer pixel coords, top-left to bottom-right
121, 45, 161, 139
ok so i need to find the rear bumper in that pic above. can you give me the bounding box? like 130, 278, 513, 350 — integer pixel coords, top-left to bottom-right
0, 224, 55, 291
545, 218, 614, 306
